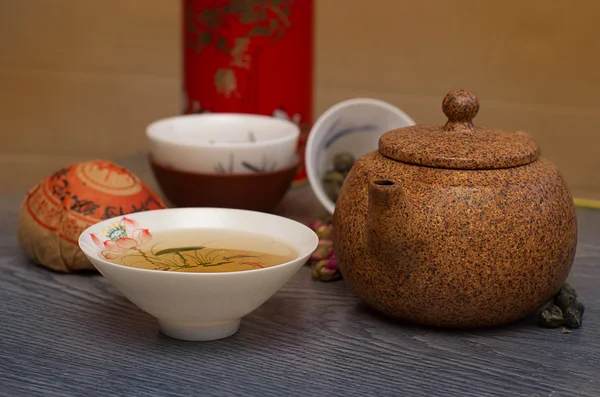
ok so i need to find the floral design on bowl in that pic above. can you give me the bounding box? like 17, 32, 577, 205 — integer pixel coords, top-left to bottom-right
322, 120, 380, 151
91, 217, 152, 260
89, 216, 267, 272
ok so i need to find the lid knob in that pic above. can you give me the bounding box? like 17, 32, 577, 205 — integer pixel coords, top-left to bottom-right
442, 89, 479, 132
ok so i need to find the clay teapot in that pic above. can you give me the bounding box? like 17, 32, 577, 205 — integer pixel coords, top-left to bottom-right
332, 89, 577, 328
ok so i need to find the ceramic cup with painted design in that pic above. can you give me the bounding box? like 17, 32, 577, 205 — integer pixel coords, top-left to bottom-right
78, 207, 319, 342
146, 113, 300, 175
305, 98, 415, 215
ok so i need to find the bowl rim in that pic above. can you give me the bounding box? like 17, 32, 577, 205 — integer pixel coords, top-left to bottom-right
148, 154, 300, 178
77, 207, 319, 277
305, 97, 415, 215
146, 113, 301, 150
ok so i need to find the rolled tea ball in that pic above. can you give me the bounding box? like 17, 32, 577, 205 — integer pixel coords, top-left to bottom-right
333, 152, 356, 174
564, 305, 583, 329
568, 299, 585, 316
564, 300, 585, 329
322, 152, 357, 203
18, 160, 166, 273
538, 305, 565, 328
555, 291, 576, 312
322, 170, 346, 202
554, 283, 578, 312
559, 283, 577, 298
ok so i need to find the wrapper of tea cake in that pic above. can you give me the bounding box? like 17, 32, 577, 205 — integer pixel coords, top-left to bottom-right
18, 160, 166, 273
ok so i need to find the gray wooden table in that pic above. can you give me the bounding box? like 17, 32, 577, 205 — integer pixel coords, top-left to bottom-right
1, 154, 599, 397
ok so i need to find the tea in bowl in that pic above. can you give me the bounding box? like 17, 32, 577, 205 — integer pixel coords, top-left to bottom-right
78, 208, 319, 341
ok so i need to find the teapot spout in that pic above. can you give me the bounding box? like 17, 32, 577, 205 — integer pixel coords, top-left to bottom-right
367, 179, 415, 271
368, 179, 406, 211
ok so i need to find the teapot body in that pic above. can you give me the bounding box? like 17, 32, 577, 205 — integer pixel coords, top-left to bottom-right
333, 151, 577, 328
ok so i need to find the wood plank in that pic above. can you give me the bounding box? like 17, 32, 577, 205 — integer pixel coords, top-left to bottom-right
0, 167, 599, 397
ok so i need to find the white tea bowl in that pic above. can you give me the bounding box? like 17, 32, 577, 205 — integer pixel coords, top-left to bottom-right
305, 98, 415, 214
78, 208, 318, 341
146, 113, 300, 174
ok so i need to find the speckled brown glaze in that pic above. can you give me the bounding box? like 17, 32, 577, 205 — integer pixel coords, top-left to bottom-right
379, 91, 540, 170
333, 90, 577, 328
441, 89, 479, 131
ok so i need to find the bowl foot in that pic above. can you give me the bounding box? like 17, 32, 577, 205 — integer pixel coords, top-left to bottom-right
157, 318, 241, 341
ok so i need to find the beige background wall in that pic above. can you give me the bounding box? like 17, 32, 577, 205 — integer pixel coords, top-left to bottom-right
1, 1, 599, 199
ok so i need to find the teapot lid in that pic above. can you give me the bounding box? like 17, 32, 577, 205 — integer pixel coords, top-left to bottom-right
378, 90, 540, 170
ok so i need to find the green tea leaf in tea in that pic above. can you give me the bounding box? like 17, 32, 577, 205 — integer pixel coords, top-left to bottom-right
203, 261, 234, 267
222, 254, 260, 260
155, 246, 206, 256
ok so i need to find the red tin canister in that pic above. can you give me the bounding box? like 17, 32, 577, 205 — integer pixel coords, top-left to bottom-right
182, 0, 314, 184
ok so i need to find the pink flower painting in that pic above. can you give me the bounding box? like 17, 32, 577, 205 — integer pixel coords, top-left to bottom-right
90, 217, 152, 260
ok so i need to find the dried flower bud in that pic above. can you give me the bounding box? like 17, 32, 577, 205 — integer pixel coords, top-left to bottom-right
311, 240, 334, 262
308, 220, 325, 231
324, 257, 338, 271
314, 223, 333, 239
311, 258, 341, 282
